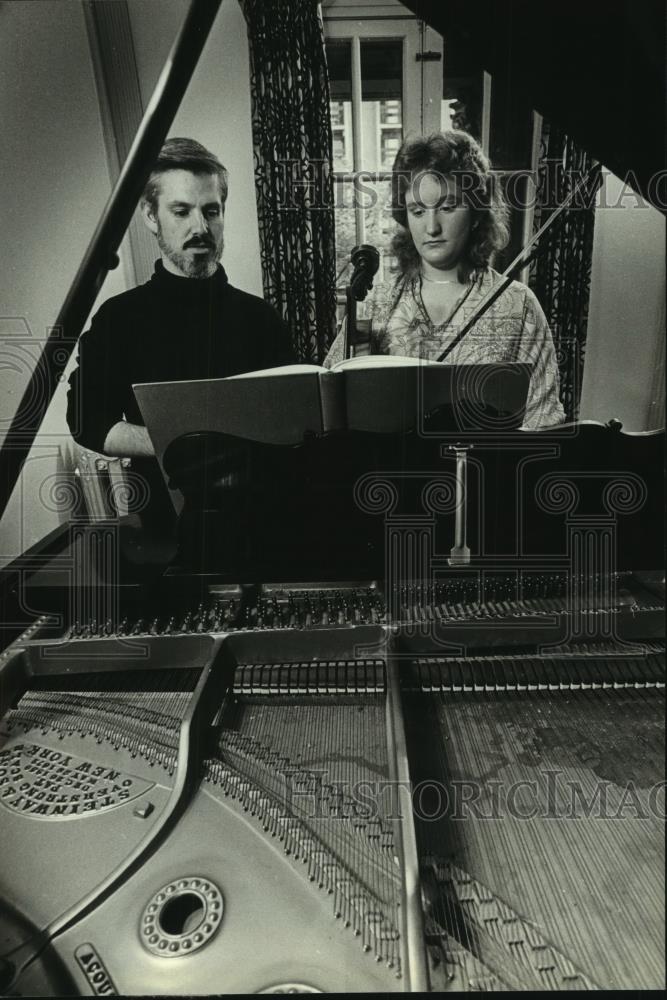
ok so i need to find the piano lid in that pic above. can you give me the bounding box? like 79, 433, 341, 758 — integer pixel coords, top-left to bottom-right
402, 0, 665, 213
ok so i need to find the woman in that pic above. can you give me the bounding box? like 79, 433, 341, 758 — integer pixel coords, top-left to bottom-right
325, 130, 565, 429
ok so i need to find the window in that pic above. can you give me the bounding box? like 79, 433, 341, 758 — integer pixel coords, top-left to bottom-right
323, 5, 538, 291
324, 8, 446, 294
323, 12, 430, 292
325, 35, 405, 285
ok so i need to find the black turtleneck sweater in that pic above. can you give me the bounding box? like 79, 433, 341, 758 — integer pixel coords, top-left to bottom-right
67, 261, 294, 454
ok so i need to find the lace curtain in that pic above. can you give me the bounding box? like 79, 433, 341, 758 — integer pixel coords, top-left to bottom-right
530, 125, 602, 420
240, 0, 337, 363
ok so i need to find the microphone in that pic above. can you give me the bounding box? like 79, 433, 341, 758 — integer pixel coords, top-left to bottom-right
349, 244, 380, 301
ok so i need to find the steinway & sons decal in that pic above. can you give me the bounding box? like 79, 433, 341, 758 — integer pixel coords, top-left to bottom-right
0, 742, 153, 819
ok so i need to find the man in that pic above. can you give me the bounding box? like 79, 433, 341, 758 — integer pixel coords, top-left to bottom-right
67, 138, 293, 459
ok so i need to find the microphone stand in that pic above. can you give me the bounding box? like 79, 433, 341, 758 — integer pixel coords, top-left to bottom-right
342, 285, 357, 362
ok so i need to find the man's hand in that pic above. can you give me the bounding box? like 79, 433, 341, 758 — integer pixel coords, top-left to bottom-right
103, 421, 155, 458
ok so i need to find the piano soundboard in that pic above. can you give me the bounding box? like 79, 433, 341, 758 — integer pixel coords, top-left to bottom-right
0, 571, 663, 994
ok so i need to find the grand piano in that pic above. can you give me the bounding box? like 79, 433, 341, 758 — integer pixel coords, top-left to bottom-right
0, 0, 663, 993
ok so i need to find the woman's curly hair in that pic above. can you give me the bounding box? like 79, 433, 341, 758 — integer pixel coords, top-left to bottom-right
390, 130, 509, 275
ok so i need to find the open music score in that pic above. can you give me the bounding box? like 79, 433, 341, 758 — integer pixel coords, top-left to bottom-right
133, 358, 531, 454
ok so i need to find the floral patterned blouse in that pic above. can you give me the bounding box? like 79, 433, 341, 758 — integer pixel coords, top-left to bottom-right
324, 267, 565, 429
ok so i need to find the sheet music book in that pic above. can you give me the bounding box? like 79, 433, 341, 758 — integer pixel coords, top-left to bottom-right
133, 356, 531, 459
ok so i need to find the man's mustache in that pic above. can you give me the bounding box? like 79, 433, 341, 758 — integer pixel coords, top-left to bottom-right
184, 237, 216, 249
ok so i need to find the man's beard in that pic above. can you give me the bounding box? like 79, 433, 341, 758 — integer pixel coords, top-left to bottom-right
157, 225, 224, 279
